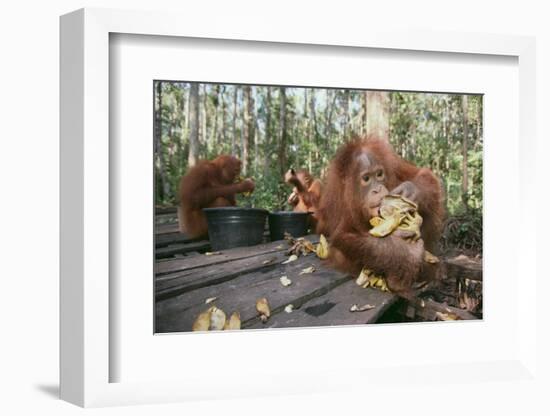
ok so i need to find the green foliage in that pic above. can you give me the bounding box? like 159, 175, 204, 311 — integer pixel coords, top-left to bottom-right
442, 207, 483, 253
236, 168, 286, 210
389, 92, 483, 216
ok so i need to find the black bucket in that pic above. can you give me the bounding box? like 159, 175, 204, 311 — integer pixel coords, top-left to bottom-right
203, 207, 268, 251
268, 211, 310, 241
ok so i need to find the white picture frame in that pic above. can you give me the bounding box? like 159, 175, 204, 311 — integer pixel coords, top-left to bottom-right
60, 7, 539, 408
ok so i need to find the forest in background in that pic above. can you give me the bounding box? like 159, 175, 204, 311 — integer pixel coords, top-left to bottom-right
154, 82, 483, 251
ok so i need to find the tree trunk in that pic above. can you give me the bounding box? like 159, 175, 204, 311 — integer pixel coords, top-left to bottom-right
253, 123, 260, 172
167, 108, 175, 171
242, 85, 255, 176
476, 96, 482, 150
366, 91, 390, 141
185, 83, 190, 134
154, 81, 170, 201
325, 90, 337, 155
209, 85, 221, 154
342, 90, 350, 141
263, 87, 272, 176
462, 94, 469, 208
241, 88, 248, 175
362, 92, 367, 135
201, 85, 208, 158
309, 89, 320, 164
278, 87, 287, 178
253, 89, 259, 172
232, 86, 239, 155
188, 82, 200, 167
303, 89, 312, 171
181, 83, 187, 176
219, 85, 226, 148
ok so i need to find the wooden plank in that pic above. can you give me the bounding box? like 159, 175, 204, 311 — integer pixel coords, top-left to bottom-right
155, 223, 180, 235
156, 256, 287, 325
155, 235, 319, 276
445, 255, 482, 281
155, 253, 350, 333
155, 232, 198, 248
155, 220, 269, 237
156, 249, 289, 299
155, 231, 269, 247
155, 206, 178, 215
247, 280, 397, 329
403, 298, 479, 321
155, 241, 211, 259
155, 213, 178, 225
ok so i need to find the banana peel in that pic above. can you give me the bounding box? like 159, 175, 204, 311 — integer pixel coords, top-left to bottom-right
368, 194, 437, 263
315, 234, 330, 259
236, 175, 252, 197
369, 195, 419, 238
356, 267, 390, 292
369, 214, 403, 237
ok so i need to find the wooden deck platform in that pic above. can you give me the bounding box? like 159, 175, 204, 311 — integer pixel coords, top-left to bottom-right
155, 235, 398, 332
154, 207, 480, 333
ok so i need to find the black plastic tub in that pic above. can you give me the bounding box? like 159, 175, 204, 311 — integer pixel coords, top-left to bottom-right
203, 207, 269, 251
268, 211, 310, 241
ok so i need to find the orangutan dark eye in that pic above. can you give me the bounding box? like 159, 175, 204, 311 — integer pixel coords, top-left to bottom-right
377, 170, 384, 179
362, 174, 370, 183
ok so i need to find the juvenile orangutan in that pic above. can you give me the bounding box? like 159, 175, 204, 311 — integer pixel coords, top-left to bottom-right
178, 155, 255, 238
316, 137, 444, 295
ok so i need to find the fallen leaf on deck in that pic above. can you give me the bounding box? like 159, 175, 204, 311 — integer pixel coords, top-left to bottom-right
275, 245, 284, 250
192, 309, 211, 332
280, 275, 292, 287
287, 237, 316, 256
284, 304, 294, 313
256, 297, 271, 322
205, 251, 221, 256
205, 297, 218, 304
262, 259, 272, 265
316, 234, 329, 259
282, 254, 298, 264
350, 304, 375, 312
223, 312, 241, 330
435, 311, 460, 321
299, 266, 315, 275
209, 306, 227, 330
298, 238, 316, 252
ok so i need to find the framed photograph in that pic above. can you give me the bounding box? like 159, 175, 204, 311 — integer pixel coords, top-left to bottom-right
60, 7, 538, 408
